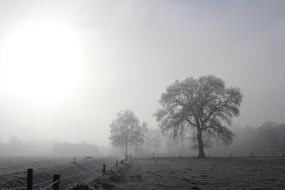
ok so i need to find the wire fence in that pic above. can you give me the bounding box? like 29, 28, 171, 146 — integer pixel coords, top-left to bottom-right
2, 170, 89, 190
1, 157, 125, 190
37, 179, 60, 190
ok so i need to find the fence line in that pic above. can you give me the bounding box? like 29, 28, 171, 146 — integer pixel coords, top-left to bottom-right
33, 180, 53, 188
1, 158, 122, 190
4, 178, 61, 190
38, 179, 60, 190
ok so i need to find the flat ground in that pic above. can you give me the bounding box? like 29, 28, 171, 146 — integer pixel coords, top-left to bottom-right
112, 157, 285, 190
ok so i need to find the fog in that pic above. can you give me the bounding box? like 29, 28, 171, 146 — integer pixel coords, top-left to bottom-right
0, 1, 285, 155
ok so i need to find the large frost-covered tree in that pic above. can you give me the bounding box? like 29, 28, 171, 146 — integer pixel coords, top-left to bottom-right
110, 110, 145, 158
154, 75, 242, 158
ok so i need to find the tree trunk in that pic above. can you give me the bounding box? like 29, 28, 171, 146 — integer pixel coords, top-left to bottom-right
197, 128, 206, 159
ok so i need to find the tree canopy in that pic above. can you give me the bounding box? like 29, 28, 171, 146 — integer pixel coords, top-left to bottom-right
154, 75, 243, 158
110, 110, 145, 158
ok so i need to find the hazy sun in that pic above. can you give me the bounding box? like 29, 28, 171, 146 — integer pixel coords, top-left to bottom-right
0, 20, 81, 106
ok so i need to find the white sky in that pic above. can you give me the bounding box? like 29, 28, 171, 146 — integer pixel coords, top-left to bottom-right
0, 0, 284, 145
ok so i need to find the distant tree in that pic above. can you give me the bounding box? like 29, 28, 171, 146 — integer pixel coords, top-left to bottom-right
154, 75, 242, 158
132, 122, 147, 153
145, 128, 163, 154
110, 110, 145, 158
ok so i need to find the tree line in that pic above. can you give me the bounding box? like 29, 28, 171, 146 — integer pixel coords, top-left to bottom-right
228, 122, 285, 156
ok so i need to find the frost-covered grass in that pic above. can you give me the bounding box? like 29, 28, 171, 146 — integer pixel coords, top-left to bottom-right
112, 157, 285, 190
2, 156, 284, 190
0, 156, 115, 190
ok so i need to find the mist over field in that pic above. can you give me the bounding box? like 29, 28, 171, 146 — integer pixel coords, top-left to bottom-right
0, 1, 285, 189
0, 0, 285, 149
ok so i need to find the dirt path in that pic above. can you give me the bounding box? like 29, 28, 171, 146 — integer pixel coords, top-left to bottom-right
111, 157, 285, 190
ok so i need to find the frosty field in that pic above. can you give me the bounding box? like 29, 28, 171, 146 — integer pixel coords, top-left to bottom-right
110, 157, 285, 190
1, 156, 285, 190
0, 156, 115, 190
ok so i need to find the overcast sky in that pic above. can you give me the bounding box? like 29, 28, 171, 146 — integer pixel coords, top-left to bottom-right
0, 0, 284, 145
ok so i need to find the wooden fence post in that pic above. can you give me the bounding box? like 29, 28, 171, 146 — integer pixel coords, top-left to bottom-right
102, 164, 106, 174
27, 168, 33, 190
52, 174, 60, 190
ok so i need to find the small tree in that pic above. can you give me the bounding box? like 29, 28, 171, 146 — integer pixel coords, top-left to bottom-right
110, 110, 145, 158
154, 75, 242, 158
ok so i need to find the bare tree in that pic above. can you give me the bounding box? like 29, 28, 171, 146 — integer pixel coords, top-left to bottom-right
154, 75, 242, 158
110, 110, 145, 158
